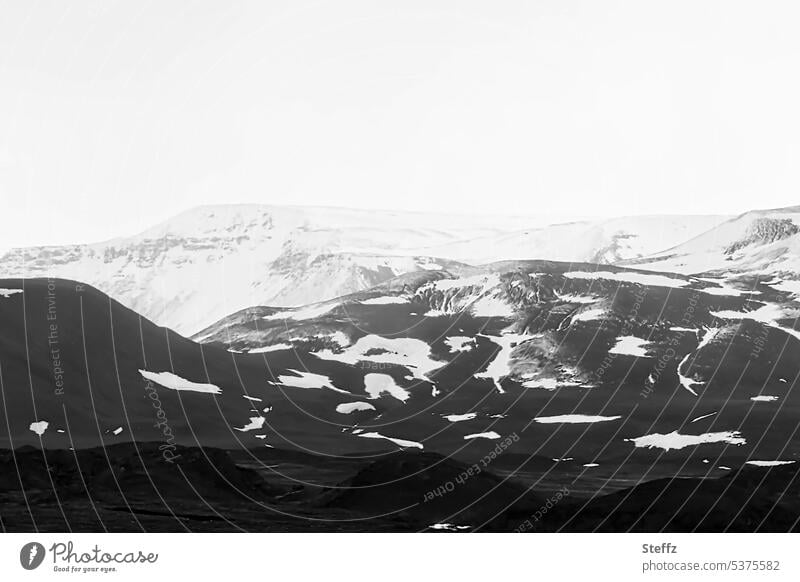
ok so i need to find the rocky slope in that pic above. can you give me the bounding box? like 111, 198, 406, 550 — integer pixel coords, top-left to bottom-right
190, 259, 800, 469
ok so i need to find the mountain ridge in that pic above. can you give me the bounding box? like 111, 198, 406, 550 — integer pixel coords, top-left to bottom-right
0, 204, 732, 334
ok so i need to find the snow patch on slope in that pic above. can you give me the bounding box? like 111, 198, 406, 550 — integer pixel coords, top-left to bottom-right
609, 336, 651, 357
262, 303, 334, 321
313, 335, 445, 382
464, 431, 501, 440
336, 401, 376, 414
363, 373, 410, 402
475, 332, 535, 393
272, 369, 349, 394
564, 270, 689, 288
357, 432, 423, 449
29, 421, 49, 436
249, 343, 293, 353
361, 295, 409, 305
443, 413, 477, 423
445, 336, 476, 353
751, 395, 779, 402
626, 430, 745, 451
139, 370, 222, 394
235, 417, 266, 432
572, 308, 606, 323
534, 414, 622, 424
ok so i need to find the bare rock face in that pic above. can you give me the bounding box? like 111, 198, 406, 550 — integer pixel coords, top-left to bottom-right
725, 218, 800, 256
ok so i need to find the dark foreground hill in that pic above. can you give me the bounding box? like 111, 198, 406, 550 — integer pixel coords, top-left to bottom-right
0, 277, 403, 454
520, 462, 800, 532
2, 443, 799, 532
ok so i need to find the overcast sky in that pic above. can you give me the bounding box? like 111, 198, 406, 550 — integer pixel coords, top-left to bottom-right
2, 1, 800, 249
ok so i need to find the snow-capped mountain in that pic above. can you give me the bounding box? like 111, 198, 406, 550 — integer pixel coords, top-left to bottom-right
0, 205, 518, 334
0, 205, 728, 335
629, 206, 800, 278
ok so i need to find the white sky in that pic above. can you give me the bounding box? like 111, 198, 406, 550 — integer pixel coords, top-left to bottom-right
2, 0, 800, 249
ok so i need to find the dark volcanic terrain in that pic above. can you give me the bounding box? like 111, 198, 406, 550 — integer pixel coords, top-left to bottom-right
2, 256, 800, 531
2, 443, 799, 532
